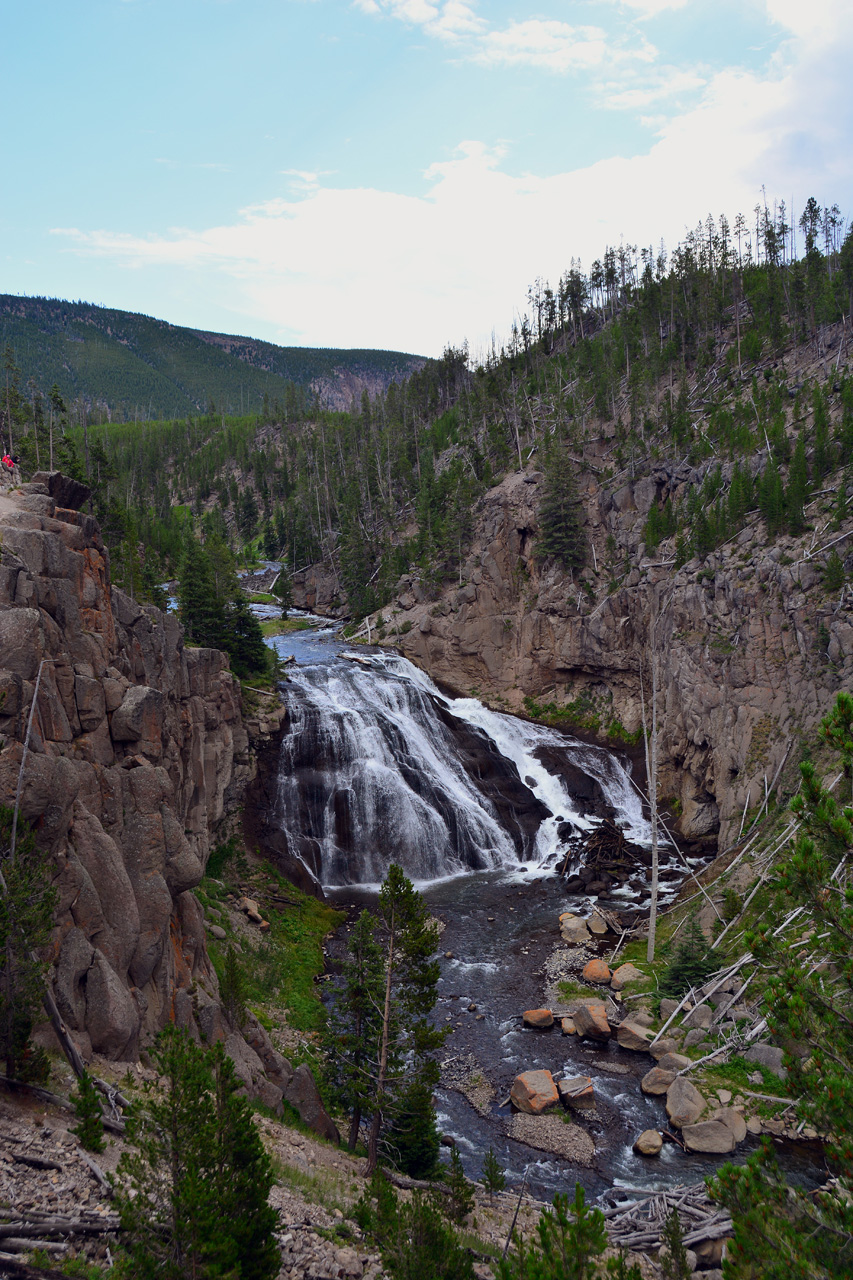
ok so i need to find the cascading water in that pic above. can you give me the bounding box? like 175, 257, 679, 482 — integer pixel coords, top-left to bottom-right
271, 637, 652, 889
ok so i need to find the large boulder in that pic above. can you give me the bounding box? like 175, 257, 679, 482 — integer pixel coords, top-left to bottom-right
84, 950, 139, 1059
559, 912, 590, 944
744, 1043, 787, 1078
711, 1107, 748, 1143
682, 1121, 736, 1154
666, 1077, 706, 1128
284, 1064, 341, 1144
558, 1076, 595, 1110
683, 1003, 713, 1030
650, 1036, 681, 1060
510, 1070, 559, 1114
572, 1002, 611, 1041
610, 962, 645, 991
641, 1067, 676, 1096
633, 1129, 663, 1156
582, 958, 611, 984
523, 1008, 555, 1029
616, 1019, 654, 1051
656, 1052, 691, 1072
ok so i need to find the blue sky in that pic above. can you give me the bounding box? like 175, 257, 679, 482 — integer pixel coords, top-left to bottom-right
4, 0, 852, 355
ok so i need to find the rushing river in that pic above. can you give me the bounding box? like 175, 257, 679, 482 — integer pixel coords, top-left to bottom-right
265, 615, 825, 1203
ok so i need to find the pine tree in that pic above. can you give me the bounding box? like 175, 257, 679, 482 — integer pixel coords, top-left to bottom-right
710, 692, 853, 1278
325, 909, 385, 1151
220, 944, 247, 1029
0, 806, 57, 1082
114, 1026, 278, 1280
481, 1147, 506, 1202
536, 439, 585, 570
786, 429, 810, 535
71, 1070, 105, 1153
445, 1146, 475, 1223
178, 536, 224, 648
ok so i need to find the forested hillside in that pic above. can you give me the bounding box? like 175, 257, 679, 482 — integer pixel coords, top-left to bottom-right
0, 294, 424, 422
2, 199, 851, 625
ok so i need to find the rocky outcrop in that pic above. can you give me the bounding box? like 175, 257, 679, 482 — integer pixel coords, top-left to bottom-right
378, 465, 853, 847
0, 475, 249, 1062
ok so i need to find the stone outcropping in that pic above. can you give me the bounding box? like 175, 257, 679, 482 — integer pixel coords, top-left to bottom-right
0, 474, 249, 1062
379, 465, 853, 847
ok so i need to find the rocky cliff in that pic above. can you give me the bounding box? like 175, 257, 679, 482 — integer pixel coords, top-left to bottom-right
377, 464, 852, 851
0, 470, 260, 1069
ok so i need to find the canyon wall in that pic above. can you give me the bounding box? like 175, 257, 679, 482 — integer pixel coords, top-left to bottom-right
383, 465, 852, 849
0, 471, 252, 1065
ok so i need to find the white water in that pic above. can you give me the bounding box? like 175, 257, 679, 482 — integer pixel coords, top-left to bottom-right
273, 644, 652, 888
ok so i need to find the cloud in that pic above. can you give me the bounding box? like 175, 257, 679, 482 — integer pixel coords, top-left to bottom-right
598, 67, 707, 110
352, 0, 484, 40
53, 5, 853, 356
474, 20, 616, 72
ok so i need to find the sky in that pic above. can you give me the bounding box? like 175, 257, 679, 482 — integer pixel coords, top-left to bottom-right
4, 0, 852, 357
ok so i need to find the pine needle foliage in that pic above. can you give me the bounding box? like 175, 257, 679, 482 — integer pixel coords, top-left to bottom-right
445, 1146, 475, 1224
354, 1172, 474, 1280
113, 1026, 278, 1280
481, 1147, 506, 1201
497, 1184, 642, 1280
536, 440, 585, 570
71, 1070, 105, 1154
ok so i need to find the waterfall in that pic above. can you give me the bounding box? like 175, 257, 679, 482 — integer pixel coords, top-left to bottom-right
271, 645, 651, 888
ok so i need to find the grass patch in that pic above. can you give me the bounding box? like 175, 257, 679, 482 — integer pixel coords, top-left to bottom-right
260, 615, 313, 637
273, 1158, 356, 1213
248, 591, 277, 604
205, 864, 344, 1033
557, 980, 598, 1001
697, 1054, 789, 1098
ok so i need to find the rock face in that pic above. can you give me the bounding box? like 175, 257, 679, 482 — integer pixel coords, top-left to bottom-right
0, 479, 250, 1061
379, 465, 853, 849
510, 1069, 559, 1114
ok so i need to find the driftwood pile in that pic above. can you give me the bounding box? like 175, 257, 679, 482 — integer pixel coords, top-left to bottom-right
601, 1183, 732, 1253
0, 1206, 120, 1266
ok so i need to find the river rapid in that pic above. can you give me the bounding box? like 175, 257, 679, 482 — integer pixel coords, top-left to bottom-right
265, 613, 823, 1204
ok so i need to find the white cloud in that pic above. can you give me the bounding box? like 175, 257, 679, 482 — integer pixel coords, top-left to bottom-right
353, 0, 483, 40
53, 6, 853, 356
474, 20, 613, 71
598, 67, 706, 109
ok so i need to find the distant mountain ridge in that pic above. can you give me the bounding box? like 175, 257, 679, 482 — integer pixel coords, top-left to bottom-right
0, 294, 424, 419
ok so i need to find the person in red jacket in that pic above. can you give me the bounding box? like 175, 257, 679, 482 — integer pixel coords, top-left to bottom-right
1, 451, 13, 471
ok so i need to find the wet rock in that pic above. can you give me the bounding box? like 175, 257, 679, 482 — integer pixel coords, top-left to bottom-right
572, 1002, 611, 1041
641, 1067, 676, 1095
510, 1069, 560, 1114
558, 1075, 595, 1110
582, 958, 611, 984
666, 1077, 706, 1128
633, 1129, 663, 1156
616, 1019, 654, 1051
682, 1120, 736, 1153
523, 1008, 555, 1029
610, 962, 645, 990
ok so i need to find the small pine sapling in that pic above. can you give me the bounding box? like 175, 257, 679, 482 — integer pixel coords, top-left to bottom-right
481, 1146, 506, 1202
659, 1209, 691, 1280
71, 1069, 105, 1153
445, 1145, 475, 1224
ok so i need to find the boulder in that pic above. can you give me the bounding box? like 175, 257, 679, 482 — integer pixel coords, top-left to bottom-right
572, 1002, 611, 1041
666, 1077, 706, 1128
582, 958, 611, 984
683, 1028, 708, 1048
560, 1017, 576, 1035
633, 1129, 663, 1156
616, 1019, 654, 1051
610, 962, 645, 991
711, 1106, 747, 1143
744, 1043, 787, 1077
558, 1076, 595, 1110
510, 1070, 560, 1114
655, 1051, 691, 1072
650, 1036, 681, 1061
84, 950, 139, 1059
641, 1067, 676, 1095
588, 913, 609, 936
683, 1003, 713, 1030
682, 1121, 736, 1154
284, 1064, 341, 1144
631, 1010, 655, 1027
523, 1008, 555, 1029
559, 912, 590, 944
660, 997, 690, 1020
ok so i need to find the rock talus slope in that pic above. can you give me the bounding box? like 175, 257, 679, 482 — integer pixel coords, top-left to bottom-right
0, 472, 248, 1062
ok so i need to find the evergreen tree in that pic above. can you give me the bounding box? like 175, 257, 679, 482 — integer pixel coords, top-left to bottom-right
481, 1147, 506, 1202
325, 909, 385, 1151
710, 692, 853, 1278
354, 1173, 474, 1280
0, 806, 57, 1082
114, 1026, 278, 1280
365, 865, 448, 1174
786, 429, 810, 535
225, 592, 269, 678
220, 944, 247, 1029
178, 536, 225, 648
536, 439, 585, 570
497, 1184, 641, 1280
71, 1070, 106, 1153
445, 1146, 475, 1224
